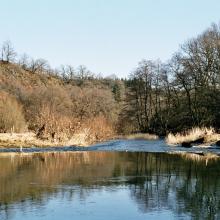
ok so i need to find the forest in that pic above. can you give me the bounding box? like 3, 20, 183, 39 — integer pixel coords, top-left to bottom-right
0, 23, 220, 145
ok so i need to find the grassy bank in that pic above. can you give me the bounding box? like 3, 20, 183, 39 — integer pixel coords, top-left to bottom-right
120, 133, 159, 140
0, 132, 96, 148
166, 127, 220, 146
0, 132, 159, 148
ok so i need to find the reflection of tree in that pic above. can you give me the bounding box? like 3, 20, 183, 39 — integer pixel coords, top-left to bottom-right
126, 153, 220, 219
175, 169, 220, 220
0, 152, 220, 219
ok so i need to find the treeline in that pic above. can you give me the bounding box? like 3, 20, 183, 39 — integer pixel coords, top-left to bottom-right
0, 22, 220, 141
120, 23, 220, 135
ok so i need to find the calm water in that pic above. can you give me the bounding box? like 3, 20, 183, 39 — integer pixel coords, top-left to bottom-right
0, 144, 220, 219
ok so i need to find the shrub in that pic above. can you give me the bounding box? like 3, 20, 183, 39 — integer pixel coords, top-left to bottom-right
35, 104, 78, 141
22, 85, 73, 131
0, 91, 26, 132
76, 115, 115, 144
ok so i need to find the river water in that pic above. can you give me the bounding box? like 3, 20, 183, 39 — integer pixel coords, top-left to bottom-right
0, 139, 219, 154
0, 140, 220, 220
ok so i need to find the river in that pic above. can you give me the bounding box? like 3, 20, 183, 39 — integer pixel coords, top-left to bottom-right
0, 140, 220, 219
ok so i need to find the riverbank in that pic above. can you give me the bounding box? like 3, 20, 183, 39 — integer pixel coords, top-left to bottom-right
0, 132, 92, 148
0, 132, 161, 149
1, 129, 220, 151
117, 133, 159, 140
166, 127, 220, 147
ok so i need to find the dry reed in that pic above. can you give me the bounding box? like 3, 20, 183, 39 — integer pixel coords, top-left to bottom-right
166, 127, 220, 146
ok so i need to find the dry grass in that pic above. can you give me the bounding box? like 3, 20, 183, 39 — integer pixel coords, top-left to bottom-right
122, 133, 159, 140
0, 132, 50, 148
166, 127, 220, 146
66, 130, 91, 147
0, 132, 91, 148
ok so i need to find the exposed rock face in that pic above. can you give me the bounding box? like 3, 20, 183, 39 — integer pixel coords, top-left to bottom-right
216, 141, 220, 146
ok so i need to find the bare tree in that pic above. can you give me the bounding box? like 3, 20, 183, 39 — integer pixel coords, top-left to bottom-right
77, 65, 92, 79
29, 58, 49, 74
1, 41, 17, 63
66, 65, 75, 81
59, 65, 68, 81
18, 53, 30, 70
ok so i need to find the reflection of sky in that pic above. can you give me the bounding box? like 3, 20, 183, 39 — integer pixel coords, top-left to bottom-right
12, 187, 188, 220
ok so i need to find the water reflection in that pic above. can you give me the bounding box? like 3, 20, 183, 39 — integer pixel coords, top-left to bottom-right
0, 152, 220, 220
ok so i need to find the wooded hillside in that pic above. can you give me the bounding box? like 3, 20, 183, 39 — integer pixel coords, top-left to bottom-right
0, 23, 220, 143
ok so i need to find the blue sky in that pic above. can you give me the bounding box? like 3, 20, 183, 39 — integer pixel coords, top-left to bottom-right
0, 0, 220, 77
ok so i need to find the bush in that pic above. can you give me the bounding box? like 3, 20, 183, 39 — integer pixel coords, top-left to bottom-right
22, 85, 73, 131
0, 91, 26, 132
82, 115, 115, 143
35, 104, 78, 141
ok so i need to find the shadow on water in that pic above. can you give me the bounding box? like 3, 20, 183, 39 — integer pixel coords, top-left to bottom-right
0, 152, 220, 219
